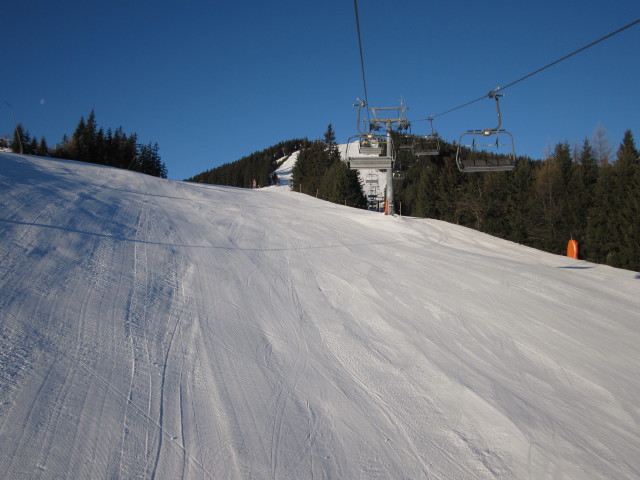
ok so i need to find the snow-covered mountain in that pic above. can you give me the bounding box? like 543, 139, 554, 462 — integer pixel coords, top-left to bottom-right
1, 152, 639, 479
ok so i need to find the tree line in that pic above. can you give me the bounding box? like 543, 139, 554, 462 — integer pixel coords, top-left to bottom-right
4, 110, 167, 178
393, 129, 639, 272
186, 125, 367, 207
187, 138, 307, 187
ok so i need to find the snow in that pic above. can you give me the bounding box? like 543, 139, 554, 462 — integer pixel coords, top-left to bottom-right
1, 152, 639, 479
275, 142, 389, 206
274, 151, 299, 186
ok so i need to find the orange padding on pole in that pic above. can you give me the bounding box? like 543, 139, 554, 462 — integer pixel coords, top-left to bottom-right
384, 200, 388, 215
567, 240, 579, 259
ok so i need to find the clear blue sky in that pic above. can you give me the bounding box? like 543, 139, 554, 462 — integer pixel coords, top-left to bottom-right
3, 0, 639, 180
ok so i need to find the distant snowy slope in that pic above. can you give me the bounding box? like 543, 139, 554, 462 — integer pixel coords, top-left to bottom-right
274, 150, 299, 186
1, 152, 639, 479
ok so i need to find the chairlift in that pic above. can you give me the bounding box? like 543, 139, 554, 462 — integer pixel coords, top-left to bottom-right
397, 134, 414, 150
359, 133, 385, 155
413, 117, 440, 156
347, 134, 393, 169
365, 172, 379, 184
455, 94, 516, 172
346, 99, 392, 167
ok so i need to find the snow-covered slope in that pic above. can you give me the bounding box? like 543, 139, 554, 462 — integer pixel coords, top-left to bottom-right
1, 152, 639, 479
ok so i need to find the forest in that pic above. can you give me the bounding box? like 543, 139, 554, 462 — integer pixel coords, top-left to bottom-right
187, 139, 306, 187
4, 110, 167, 178
392, 129, 639, 272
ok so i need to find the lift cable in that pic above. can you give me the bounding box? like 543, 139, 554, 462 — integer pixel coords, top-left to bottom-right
423, 18, 640, 121
353, 0, 371, 123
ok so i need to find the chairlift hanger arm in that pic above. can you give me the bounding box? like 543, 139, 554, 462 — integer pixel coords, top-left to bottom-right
490, 94, 503, 132
354, 98, 367, 134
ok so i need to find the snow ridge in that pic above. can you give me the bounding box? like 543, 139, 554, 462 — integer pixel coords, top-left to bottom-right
1, 152, 639, 479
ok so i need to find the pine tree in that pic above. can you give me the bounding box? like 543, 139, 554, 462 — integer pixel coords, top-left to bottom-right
318, 161, 366, 207
323, 124, 340, 164
292, 141, 327, 195
11, 124, 28, 153
85, 110, 98, 161
136, 142, 168, 178
570, 139, 598, 259
69, 116, 86, 160
586, 163, 616, 265
611, 130, 639, 270
37, 137, 49, 156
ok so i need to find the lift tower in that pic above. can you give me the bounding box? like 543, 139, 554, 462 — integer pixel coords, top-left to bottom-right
347, 101, 409, 215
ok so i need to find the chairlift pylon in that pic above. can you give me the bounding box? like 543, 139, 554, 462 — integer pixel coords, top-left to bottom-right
455, 94, 516, 172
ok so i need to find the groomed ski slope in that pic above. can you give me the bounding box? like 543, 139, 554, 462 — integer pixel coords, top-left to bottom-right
1, 152, 639, 480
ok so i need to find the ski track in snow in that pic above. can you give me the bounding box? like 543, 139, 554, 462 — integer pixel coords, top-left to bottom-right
1, 153, 639, 479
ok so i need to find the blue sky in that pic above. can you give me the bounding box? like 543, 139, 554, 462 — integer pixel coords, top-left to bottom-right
2, 0, 639, 180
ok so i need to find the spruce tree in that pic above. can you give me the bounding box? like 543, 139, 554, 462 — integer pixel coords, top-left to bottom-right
611, 130, 639, 270
506, 157, 535, 245
323, 124, 340, 164
571, 139, 598, 259
37, 137, 49, 156
69, 116, 86, 160
11, 124, 28, 154
292, 141, 327, 195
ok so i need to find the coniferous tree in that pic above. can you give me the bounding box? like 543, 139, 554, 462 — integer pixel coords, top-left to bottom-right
318, 161, 366, 207
292, 141, 327, 195
528, 143, 571, 253
28, 137, 38, 155
586, 163, 616, 265
568, 139, 598, 259
412, 163, 440, 218
610, 130, 639, 270
74, 109, 99, 162
323, 123, 340, 164
11, 124, 28, 153
136, 142, 167, 178
37, 137, 49, 156
498, 156, 533, 244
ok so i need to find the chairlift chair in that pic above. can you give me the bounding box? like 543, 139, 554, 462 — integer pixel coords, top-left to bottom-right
347, 135, 393, 170
413, 135, 440, 156
456, 130, 515, 172
365, 172, 379, 184
359, 133, 384, 155
455, 94, 516, 172
397, 134, 414, 151
413, 117, 440, 156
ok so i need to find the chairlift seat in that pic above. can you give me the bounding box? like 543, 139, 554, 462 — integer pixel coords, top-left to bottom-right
413, 135, 440, 157
359, 135, 384, 155
458, 158, 516, 172
456, 130, 516, 173
365, 173, 379, 184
